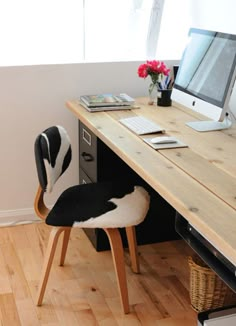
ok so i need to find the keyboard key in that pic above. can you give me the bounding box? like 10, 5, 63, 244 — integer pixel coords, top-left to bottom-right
119, 116, 165, 135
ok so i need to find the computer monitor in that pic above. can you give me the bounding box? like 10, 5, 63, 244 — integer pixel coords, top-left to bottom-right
171, 28, 236, 132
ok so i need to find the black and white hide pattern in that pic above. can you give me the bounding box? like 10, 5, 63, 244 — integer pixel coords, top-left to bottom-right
35, 125, 72, 193
46, 181, 150, 228
35, 125, 150, 228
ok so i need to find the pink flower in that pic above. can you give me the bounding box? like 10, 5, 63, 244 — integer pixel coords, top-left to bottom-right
137, 60, 170, 81
137, 60, 172, 98
138, 64, 148, 78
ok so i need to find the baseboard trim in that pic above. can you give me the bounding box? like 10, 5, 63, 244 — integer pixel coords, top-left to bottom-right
0, 208, 41, 227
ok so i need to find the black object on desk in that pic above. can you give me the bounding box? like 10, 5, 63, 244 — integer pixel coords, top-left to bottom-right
79, 120, 179, 251
157, 89, 172, 107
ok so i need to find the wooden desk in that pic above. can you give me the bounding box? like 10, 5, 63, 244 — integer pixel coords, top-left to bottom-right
66, 97, 236, 267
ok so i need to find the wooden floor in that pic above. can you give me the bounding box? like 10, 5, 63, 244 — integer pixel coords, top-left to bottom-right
0, 222, 197, 325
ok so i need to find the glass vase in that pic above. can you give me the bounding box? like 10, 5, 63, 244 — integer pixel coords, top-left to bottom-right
148, 83, 158, 105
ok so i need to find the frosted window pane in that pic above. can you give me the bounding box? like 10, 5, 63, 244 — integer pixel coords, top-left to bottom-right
84, 0, 155, 61
156, 0, 192, 59
0, 0, 84, 66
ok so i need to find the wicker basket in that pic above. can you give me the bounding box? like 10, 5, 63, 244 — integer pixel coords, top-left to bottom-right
188, 255, 236, 312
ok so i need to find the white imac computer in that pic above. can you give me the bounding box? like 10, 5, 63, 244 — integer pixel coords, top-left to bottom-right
171, 28, 236, 132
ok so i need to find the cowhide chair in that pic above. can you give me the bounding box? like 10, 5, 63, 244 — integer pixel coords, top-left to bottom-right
34, 125, 150, 314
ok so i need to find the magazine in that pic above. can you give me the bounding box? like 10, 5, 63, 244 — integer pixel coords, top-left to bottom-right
80, 93, 135, 108
79, 100, 133, 112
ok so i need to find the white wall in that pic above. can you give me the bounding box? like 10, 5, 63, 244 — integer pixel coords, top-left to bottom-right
0, 61, 178, 224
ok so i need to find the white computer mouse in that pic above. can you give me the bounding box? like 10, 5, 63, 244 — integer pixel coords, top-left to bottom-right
150, 136, 177, 144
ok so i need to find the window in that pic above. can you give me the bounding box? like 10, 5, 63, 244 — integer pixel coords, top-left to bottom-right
84, 0, 164, 62
157, 0, 192, 59
0, 0, 191, 66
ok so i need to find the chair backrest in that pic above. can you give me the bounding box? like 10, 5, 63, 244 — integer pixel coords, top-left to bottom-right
34, 125, 72, 193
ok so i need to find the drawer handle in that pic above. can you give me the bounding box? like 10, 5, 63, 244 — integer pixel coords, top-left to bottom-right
81, 152, 94, 162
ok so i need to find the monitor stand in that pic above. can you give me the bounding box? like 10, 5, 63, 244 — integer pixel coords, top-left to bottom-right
186, 119, 232, 132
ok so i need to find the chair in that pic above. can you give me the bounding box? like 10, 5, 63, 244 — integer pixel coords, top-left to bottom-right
34, 125, 150, 313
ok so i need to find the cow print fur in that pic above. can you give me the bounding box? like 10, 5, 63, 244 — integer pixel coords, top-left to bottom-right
35, 126, 150, 228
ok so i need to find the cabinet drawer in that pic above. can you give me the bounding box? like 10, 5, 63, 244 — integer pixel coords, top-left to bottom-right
79, 121, 97, 182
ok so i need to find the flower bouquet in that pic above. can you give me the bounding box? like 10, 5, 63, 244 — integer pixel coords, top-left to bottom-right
138, 60, 171, 105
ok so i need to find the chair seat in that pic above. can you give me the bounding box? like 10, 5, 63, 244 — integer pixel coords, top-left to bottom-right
46, 181, 150, 228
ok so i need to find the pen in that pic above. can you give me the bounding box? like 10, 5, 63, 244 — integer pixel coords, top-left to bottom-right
164, 75, 169, 89
167, 78, 172, 89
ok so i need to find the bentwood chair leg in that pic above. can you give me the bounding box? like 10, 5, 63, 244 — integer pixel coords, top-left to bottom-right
36, 227, 65, 306
104, 228, 129, 314
125, 226, 140, 274
60, 227, 72, 266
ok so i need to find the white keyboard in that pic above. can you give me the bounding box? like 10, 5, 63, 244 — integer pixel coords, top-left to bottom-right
119, 116, 165, 135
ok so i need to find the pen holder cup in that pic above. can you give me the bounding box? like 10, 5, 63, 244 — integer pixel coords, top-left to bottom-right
157, 89, 172, 107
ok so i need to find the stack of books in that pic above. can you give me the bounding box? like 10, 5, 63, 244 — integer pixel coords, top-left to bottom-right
79, 93, 135, 112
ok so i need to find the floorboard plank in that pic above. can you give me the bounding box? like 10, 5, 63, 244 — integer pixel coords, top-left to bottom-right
0, 224, 197, 325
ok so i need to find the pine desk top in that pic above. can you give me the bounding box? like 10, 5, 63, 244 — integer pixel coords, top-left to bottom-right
66, 97, 236, 266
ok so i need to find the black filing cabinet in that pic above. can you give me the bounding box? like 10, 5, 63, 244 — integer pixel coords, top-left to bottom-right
79, 120, 179, 251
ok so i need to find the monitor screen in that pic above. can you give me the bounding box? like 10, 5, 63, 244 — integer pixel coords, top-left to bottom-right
171, 28, 236, 131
